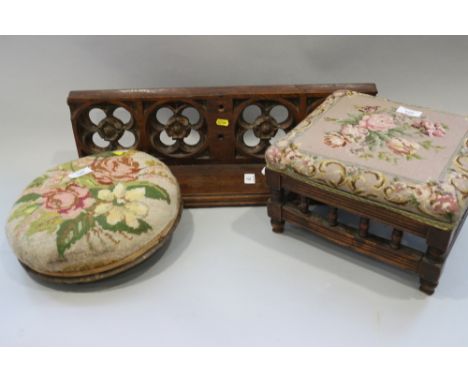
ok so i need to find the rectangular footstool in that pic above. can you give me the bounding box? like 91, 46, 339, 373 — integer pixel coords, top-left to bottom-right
265, 90, 468, 295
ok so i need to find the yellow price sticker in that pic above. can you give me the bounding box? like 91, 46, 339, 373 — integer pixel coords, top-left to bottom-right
216, 118, 229, 127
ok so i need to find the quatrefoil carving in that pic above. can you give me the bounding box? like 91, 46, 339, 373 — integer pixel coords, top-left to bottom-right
79, 104, 136, 150
236, 101, 294, 158
149, 102, 208, 158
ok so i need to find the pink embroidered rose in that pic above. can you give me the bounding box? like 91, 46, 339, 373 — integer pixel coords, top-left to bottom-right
91, 156, 140, 185
42, 184, 94, 218
324, 132, 348, 148
412, 119, 446, 137
265, 145, 282, 165
359, 113, 396, 132
386, 137, 420, 156
340, 124, 368, 141
431, 193, 459, 215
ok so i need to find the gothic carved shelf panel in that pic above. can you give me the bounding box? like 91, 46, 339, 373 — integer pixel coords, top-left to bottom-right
68, 83, 378, 207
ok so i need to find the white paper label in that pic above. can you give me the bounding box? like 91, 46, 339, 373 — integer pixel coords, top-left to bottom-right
244, 173, 256, 184
68, 166, 93, 179
396, 106, 422, 118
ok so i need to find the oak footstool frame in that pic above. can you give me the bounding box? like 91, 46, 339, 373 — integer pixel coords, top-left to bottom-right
266, 168, 467, 295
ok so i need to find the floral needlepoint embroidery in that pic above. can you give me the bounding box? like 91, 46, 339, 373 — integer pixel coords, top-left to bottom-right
95, 183, 149, 228
386, 137, 420, 156
322, 103, 447, 163
7, 151, 173, 260
323, 132, 348, 148
412, 119, 446, 137
43, 184, 94, 218
91, 155, 140, 184
358, 113, 395, 132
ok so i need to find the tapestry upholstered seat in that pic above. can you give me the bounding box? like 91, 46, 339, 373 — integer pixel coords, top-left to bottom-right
6, 150, 181, 283
265, 90, 468, 294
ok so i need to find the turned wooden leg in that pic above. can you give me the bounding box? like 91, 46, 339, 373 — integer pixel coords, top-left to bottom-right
418, 228, 452, 295
419, 246, 444, 295
419, 277, 438, 295
271, 218, 285, 233
266, 169, 285, 234
270, 189, 285, 233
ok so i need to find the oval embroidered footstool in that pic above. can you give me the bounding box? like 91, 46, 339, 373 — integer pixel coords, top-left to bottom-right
5, 150, 181, 283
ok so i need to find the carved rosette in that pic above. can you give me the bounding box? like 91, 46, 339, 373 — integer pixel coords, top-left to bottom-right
148, 102, 207, 158
236, 100, 295, 158
76, 104, 137, 152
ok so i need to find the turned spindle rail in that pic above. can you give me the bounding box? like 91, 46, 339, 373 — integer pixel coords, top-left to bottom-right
266, 168, 465, 295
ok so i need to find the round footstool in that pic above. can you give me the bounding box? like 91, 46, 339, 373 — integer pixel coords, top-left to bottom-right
5, 150, 182, 283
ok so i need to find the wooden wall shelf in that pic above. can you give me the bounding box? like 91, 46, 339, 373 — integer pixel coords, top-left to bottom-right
68, 83, 378, 207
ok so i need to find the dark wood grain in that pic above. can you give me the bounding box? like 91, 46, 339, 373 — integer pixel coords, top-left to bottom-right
265, 168, 466, 295
68, 83, 378, 207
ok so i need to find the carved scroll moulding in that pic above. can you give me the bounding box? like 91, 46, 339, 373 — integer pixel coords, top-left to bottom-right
236, 100, 296, 158
77, 104, 137, 152
148, 102, 208, 158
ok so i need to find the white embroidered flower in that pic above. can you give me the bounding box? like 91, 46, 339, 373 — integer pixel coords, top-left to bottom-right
323, 132, 348, 148
340, 124, 368, 142
386, 137, 420, 156
95, 183, 148, 228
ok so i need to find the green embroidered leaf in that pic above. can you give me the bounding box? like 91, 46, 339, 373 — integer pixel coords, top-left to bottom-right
89, 187, 106, 198
446, 212, 454, 222
57, 161, 75, 172
377, 151, 393, 162
387, 126, 410, 138
420, 140, 433, 150
365, 132, 380, 151
337, 112, 363, 126
406, 153, 423, 161
26, 211, 63, 236
126, 182, 170, 203
96, 215, 152, 235
358, 153, 374, 159
56, 212, 94, 259
74, 174, 101, 188
409, 195, 419, 206
373, 131, 388, 142
145, 159, 158, 167
143, 185, 170, 202
27, 175, 48, 188
8, 203, 40, 222
15, 193, 41, 205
